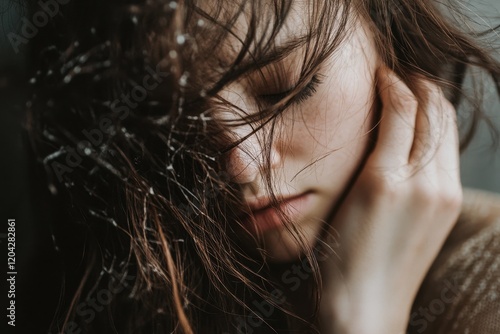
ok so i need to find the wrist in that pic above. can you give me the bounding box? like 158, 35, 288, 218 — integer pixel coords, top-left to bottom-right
319, 288, 409, 334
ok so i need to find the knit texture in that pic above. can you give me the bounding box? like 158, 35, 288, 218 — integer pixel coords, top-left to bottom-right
407, 188, 500, 334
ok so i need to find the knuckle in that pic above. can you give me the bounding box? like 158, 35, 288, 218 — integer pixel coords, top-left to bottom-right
439, 187, 464, 210
412, 183, 463, 211
411, 183, 436, 205
441, 98, 455, 112
394, 92, 418, 112
438, 95, 455, 113
426, 85, 456, 116
382, 78, 419, 111
360, 170, 401, 200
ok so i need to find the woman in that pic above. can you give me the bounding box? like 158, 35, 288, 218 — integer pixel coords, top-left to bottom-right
24, 0, 500, 333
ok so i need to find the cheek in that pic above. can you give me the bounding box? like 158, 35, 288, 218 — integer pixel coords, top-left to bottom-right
292, 77, 375, 160
286, 75, 376, 195
262, 85, 376, 261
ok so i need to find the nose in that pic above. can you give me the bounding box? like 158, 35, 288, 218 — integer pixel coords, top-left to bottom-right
227, 135, 282, 185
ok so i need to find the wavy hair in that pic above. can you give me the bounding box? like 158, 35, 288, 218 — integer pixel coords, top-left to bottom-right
24, 0, 500, 333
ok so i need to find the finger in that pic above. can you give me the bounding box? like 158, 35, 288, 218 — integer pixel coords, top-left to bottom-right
410, 86, 462, 237
373, 67, 418, 166
408, 82, 445, 167
432, 91, 461, 182
409, 82, 462, 211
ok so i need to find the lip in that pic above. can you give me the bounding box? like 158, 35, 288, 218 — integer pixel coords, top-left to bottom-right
247, 193, 304, 212
242, 191, 314, 234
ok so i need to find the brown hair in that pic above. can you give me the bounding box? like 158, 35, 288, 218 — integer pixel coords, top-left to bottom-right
24, 0, 500, 333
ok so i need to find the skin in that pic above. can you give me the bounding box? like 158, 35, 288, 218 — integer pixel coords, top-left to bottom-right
317, 69, 462, 333
222, 11, 380, 260
220, 6, 462, 334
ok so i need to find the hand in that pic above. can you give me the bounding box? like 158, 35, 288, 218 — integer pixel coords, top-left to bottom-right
318, 67, 463, 334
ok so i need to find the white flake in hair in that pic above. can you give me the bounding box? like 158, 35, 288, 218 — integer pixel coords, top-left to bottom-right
176, 34, 186, 45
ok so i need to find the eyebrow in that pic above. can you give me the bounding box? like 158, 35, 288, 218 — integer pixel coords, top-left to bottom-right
209, 37, 309, 95
237, 38, 306, 73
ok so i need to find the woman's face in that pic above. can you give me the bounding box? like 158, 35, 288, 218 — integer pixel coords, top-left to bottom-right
219, 8, 381, 261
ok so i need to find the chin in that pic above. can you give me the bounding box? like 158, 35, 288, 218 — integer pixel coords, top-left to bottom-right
260, 219, 325, 262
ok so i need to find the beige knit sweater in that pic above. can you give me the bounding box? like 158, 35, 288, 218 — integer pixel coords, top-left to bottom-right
407, 188, 500, 334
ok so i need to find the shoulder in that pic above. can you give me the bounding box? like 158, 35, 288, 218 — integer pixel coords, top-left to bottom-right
408, 187, 500, 334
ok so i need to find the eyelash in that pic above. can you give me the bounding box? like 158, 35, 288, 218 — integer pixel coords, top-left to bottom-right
259, 74, 324, 106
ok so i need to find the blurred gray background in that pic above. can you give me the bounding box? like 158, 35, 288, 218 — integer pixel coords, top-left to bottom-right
458, 0, 500, 194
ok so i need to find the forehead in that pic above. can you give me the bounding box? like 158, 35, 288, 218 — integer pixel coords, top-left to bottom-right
189, 0, 352, 96
201, 1, 318, 68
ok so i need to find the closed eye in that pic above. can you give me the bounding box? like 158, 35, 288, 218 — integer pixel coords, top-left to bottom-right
259, 74, 323, 106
